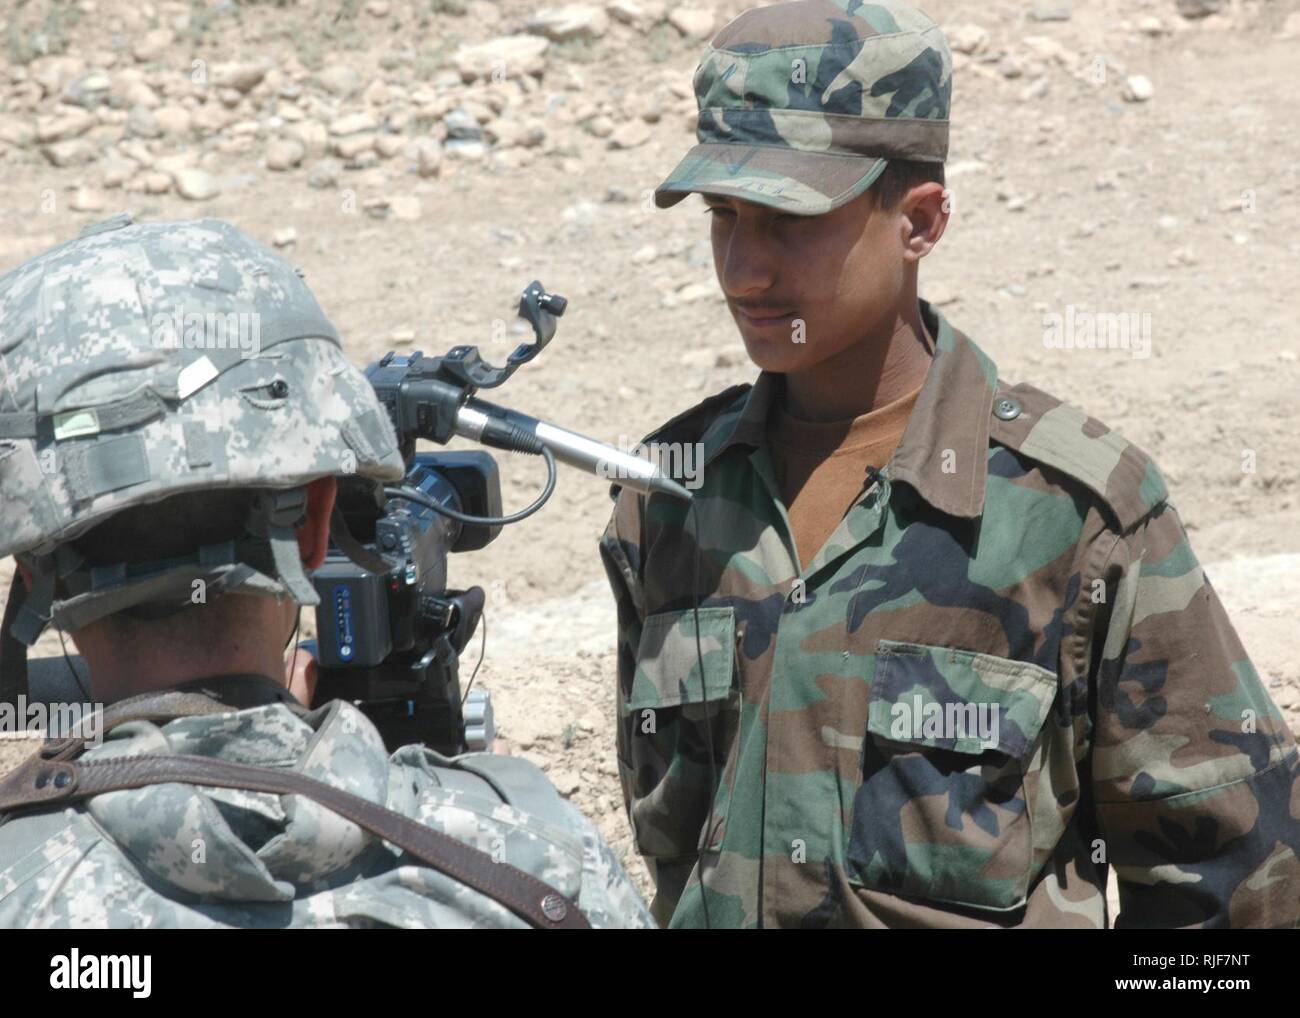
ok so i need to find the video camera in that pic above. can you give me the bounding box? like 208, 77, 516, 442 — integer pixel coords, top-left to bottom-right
306, 281, 691, 756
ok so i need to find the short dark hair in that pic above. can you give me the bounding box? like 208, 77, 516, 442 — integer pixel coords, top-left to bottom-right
870, 159, 946, 209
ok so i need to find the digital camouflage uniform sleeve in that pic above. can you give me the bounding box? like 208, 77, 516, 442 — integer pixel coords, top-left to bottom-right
1089, 496, 1300, 928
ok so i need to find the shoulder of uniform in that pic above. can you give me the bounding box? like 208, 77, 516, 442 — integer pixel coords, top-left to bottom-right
606, 383, 752, 503
988, 380, 1169, 532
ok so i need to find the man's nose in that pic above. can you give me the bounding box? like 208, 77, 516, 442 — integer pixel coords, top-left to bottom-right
717, 216, 778, 297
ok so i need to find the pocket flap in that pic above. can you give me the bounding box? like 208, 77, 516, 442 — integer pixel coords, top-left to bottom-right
867, 640, 1057, 758
626, 606, 736, 710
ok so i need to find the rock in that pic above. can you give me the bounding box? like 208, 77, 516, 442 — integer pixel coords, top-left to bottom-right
213, 62, 268, 93
608, 120, 650, 149
329, 111, 378, 136
101, 156, 135, 188
154, 105, 192, 136
119, 140, 154, 166
604, 185, 631, 202
123, 80, 161, 109
0, 116, 36, 148
525, 5, 609, 41
132, 28, 175, 63
452, 36, 550, 83
1029, 3, 1071, 21
69, 187, 106, 212
318, 65, 362, 98
142, 171, 172, 194
668, 7, 714, 38
374, 133, 405, 158
946, 23, 989, 56
1137, 16, 1166, 35
191, 104, 233, 136
486, 118, 546, 148
607, 0, 647, 26
632, 243, 657, 264
1122, 74, 1154, 102
444, 138, 487, 161
586, 114, 615, 138
549, 769, 581, 797
36, 109, 95, 143
389, 195, 423, 222
42, 139, 98, 167
365, 0, 390, 14
1175, 0, 1223, 18
390, 328, 416, 345
676, 282, 713, 304
412, 137, 443, 177
126, 105, 161, 138
998, 55, 1024, 79
306, 159, 341, 189
291, 120, 329, 157
173, 167, 221, 201
444, 107, 483, 140
1282, 12, 1300, 39
331, 134, 375, 159
562, 200, 601, 226
63, 71, 113, 109
1020, 77, 1049, 101
266, 137, 305, 170
491, 147, 534, 170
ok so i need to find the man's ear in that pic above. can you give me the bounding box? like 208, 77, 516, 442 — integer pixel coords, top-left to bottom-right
900, 181, 949, 263
297, 475, 338, 570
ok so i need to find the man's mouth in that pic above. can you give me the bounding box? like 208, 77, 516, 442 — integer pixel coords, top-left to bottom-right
733, 304, 797, 325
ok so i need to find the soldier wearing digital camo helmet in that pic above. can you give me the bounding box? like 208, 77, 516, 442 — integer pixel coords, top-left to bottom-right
600, 0, 1300, 928
0, 214, 652, 929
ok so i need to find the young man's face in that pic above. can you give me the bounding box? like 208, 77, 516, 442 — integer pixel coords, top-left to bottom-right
704, 187, 914, 374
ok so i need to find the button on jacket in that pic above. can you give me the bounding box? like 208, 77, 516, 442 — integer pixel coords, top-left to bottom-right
599, 301, 1300, 929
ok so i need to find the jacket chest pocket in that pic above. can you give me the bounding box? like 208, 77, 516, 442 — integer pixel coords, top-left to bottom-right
621, 606, 741, 860
846, 640, 1058, 912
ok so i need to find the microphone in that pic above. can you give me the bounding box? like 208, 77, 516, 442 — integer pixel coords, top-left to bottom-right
453, 396, 694, 503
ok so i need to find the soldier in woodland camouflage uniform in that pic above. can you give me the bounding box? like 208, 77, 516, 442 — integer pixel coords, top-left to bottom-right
0, 215, 652, 928
600, 0, 1299, 928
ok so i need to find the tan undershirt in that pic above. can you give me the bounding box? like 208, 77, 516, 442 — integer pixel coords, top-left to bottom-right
766, 381, 923, 570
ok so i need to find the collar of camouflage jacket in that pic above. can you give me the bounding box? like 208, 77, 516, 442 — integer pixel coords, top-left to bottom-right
698, 299, 1000, 519
80, 697, 390, 901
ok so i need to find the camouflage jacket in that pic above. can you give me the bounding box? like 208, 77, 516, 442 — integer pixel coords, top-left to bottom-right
0, 675, 653, 928
599, 300, 1300, 929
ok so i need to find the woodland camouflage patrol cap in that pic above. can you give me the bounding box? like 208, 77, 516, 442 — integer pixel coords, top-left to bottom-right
0, 214, 405, 642
655, 0, 952, 216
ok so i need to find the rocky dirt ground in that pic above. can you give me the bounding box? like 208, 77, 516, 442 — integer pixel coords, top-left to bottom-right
1, 0, 1298, 909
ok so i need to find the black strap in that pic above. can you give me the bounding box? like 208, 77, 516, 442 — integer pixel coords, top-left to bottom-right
0, 572, 30, 705
0, 694, 590, 930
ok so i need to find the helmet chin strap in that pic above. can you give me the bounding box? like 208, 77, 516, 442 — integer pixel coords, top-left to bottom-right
0, 570, 32, 705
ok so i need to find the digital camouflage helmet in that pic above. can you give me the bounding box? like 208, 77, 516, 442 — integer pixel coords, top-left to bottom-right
0, 214, 404, 645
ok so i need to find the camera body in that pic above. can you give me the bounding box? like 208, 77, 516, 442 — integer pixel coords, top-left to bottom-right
310, 451, 502, 756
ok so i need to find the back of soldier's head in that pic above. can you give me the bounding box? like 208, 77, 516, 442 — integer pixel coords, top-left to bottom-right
0, 215, 404, 647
